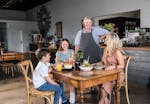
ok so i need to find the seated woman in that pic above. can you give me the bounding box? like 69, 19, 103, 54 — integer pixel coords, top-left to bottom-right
55, 38, 75, 104
99, 33, 125, 104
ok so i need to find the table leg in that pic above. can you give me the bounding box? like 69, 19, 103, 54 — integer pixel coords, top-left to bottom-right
79, 90, 84, 103
115, 87, 120, 104
79, 82, 84, 103
115, 72, 121, 104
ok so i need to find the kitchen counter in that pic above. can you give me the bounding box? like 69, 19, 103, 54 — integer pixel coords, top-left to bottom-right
101, 45, 150, 51
123, 47, 150, 51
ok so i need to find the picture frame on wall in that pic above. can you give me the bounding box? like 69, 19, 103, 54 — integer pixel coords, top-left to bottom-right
55, 21, 62, 38
32, 34, 42, 42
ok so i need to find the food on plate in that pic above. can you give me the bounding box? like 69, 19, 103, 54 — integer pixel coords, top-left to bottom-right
63, 63, 72, 69
94, 65, 105, 70
79, 60, 93, 71
82, 60, 91, 67
92, 63, 106, 70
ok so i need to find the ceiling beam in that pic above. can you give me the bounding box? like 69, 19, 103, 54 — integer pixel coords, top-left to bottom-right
2, 0, 21, 8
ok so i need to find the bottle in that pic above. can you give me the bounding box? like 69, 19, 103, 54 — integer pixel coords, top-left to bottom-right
125, 29, 128, 38
0, 48, 3, 55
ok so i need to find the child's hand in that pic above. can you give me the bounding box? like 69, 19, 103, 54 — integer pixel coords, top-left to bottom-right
48, 66, 53, 72
50, 64, 55, 68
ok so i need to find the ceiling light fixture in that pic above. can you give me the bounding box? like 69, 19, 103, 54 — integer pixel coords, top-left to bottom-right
1, 0, 21, 8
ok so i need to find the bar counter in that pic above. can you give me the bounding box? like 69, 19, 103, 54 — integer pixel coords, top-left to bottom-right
123, 46, 150, 51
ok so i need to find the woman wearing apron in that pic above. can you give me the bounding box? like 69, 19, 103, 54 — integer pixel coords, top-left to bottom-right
75, 16, 109, 64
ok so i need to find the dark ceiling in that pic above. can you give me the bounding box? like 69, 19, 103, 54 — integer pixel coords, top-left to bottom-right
0, 0, 52, 11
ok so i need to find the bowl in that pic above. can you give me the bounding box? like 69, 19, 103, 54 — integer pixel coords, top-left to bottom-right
79, 66, 93, 71
63, 64, 73, 69
94, 65, 105, 70
92, 63, 106, 70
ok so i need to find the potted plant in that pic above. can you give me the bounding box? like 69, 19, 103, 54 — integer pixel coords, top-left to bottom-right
74, 51, 83, 70
100, 23, 115, 32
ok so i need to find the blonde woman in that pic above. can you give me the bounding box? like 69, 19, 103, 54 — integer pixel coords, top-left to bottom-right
99, 33, 125, 104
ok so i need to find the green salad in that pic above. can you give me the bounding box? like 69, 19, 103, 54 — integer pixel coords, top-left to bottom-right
82, 60, 91, 67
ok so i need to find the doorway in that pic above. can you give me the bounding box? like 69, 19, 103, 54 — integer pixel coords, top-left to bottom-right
0, 22, 7, 51
7, 29, 23, 52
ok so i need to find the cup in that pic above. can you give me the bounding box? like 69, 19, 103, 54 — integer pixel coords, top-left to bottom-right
75, 61, 80, 70
69, 58, 75, 64
56, 64, 62, 71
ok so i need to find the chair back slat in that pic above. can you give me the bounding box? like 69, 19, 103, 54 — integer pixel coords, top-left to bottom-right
124, 55, 132, 83
18, 60, 34, 93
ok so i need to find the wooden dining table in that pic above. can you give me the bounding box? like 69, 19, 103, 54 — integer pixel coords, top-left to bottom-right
52, 69, 122, 104
0, 52, 24, 62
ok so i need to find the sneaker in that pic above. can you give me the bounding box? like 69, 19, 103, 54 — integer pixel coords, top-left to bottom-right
62, 99, 70, 104
69, 93, 75, 104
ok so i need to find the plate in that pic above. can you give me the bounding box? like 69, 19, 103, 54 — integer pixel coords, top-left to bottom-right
62, 68, 73, 71
94, 65, 105, 70
63, 64, 73, 69
92, 63, 106, 70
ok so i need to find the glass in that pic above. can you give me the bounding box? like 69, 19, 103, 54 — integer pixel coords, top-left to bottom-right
75, 61, 81, 70
69, 57, 74, 64
56, 64, 62, 71
74, 51, 84, 70
68, 53, 75, 64
99, 39, 105, 45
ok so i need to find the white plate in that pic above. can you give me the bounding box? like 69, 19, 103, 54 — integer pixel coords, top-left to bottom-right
94, 66, 105, 70
63, 64, 72, 69
92, 63, 106, 70
94, 65, 106, 70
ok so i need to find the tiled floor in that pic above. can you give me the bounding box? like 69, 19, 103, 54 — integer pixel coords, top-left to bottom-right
0, 76, 150, 104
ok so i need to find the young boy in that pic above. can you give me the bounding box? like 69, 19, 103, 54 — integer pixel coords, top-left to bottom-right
33, 48, 70, 104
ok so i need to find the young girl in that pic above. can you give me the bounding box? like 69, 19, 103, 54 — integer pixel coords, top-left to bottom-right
99, 33, 125, 104
55, 38, 74, 64
33, 48, 70, 104
55, 38, 75, 104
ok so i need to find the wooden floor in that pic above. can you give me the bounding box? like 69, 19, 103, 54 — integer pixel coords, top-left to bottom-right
0, 75, 150, 104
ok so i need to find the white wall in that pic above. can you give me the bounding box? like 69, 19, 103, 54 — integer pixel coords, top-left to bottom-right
0, 20, 38, 52
25, 0, 150, 43
0, 9, 26, 20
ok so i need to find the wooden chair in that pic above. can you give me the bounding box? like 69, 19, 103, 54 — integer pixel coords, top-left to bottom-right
112, 55, 132, 104
18, 60, 54, 104
0, 62, 15, 77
